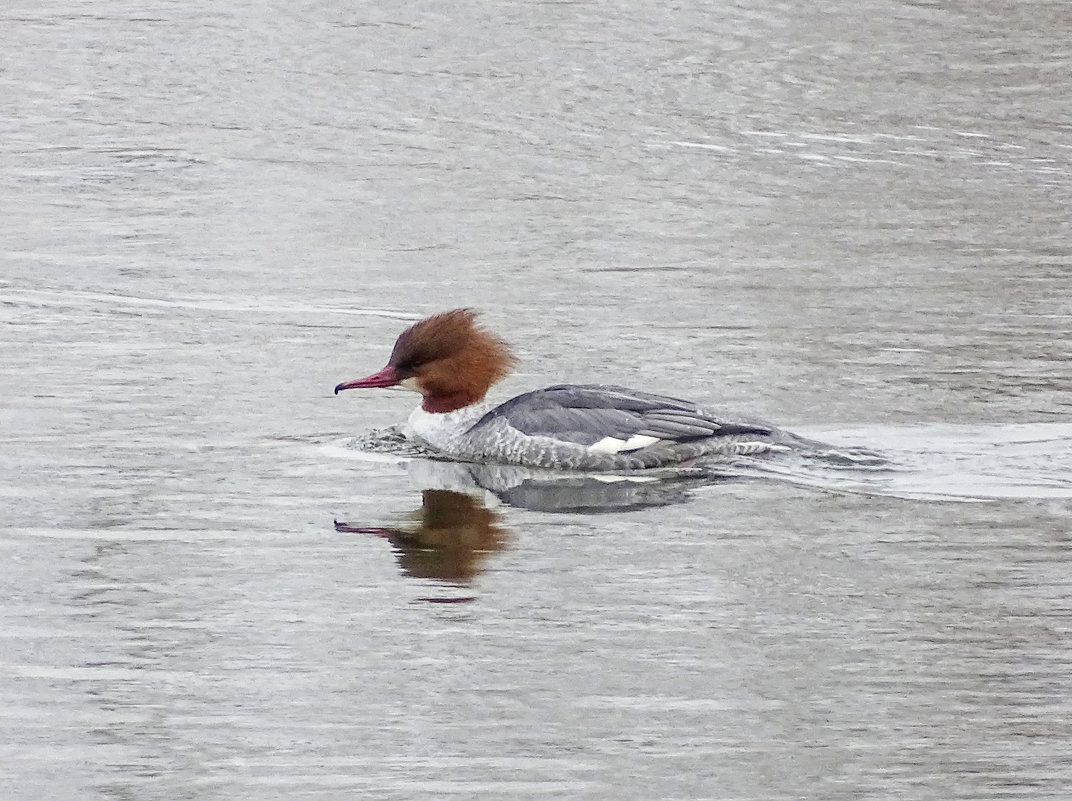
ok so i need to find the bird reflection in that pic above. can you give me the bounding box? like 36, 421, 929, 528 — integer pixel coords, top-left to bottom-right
335, 457, 714, 585
335, 488, 508, 585
407, 458, 710, 513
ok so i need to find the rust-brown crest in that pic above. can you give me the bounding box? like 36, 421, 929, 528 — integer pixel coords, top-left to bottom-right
390, 309, 516, 412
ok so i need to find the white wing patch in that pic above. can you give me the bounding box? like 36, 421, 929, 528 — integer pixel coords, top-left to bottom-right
731, 441, 790, 455
587, 434, 662, 454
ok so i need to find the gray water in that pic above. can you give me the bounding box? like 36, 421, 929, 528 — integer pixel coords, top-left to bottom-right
3, 1, 1072, 799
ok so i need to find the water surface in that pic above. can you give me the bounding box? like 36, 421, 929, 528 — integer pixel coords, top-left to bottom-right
2, 1, 1071, 799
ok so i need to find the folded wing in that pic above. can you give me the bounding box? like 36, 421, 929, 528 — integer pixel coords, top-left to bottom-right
480, 384, 771, 454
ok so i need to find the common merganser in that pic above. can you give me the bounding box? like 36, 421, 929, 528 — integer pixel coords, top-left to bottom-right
334, 309, 821, 471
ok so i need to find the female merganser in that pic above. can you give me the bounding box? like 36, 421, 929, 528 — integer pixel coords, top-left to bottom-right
334, 309, 819, 471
